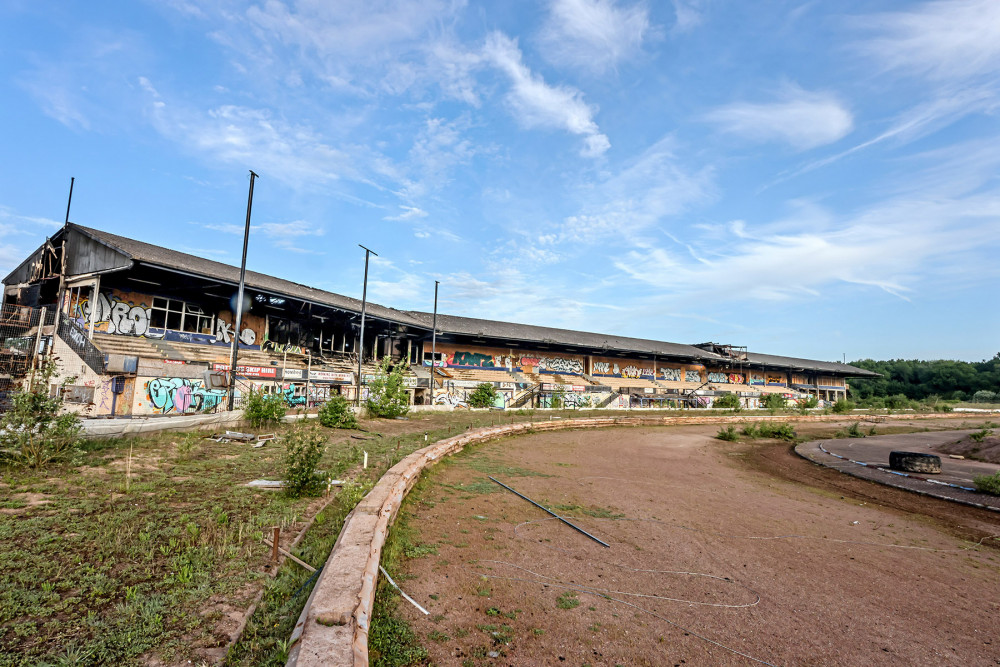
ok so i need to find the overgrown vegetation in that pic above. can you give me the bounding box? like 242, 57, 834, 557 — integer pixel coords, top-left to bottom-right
243, 389, 287, 428
796, 395, 819, 414
283, 426, 328, 498
713, 393, 741, 412
468, 382, 499, 409
365, 359, 411, 419
741, 421, 797, 441
0, 360, 82, 468
832, 398, 856, 414
716, 425, 739, 441
970, 428, 994, 443
318, 394, 358, 429
760, 393, 786, 414
973, 471, 1000, 496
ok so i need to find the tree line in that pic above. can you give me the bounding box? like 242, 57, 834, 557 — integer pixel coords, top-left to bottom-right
848, 354, 1000, 402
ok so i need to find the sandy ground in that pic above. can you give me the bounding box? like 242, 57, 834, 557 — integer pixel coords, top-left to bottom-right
392, 425, 1000, 666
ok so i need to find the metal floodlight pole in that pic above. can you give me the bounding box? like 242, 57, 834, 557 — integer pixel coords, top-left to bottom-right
227, 170, 258, 411
64, 177, 75, 225
356, 244, 377, 407
431, 280, 439, 403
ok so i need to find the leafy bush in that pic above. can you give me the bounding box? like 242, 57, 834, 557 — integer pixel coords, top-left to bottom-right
741, 423, 760, 438
716, 425, 739, 441
318, 394, 358, 429
836, 422, 865, 438
973, 471, 1000, 496
284, 425, 328, 497
831, 399, 856, 414
756, 421, 797, 441
0, 360, 82, 468
885, 393, 913, 410
365, 359, 411, 419
970, 428, 994, 443
468, 382, 499, 409
713, 393, 741, 411
796, 396, 819, 413
243, 389, 286, 428
761, 393, 786, 413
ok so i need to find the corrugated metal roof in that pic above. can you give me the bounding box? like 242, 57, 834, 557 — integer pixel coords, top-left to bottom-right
70, 224, 427, 328
58, 224, 876, 377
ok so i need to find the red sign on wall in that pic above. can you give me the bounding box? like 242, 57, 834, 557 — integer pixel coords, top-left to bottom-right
212, 363, 277, 378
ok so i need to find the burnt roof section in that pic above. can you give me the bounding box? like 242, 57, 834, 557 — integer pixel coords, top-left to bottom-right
8, 224, 878, 377
66, 224, 427, 328
403, 310, 723, 361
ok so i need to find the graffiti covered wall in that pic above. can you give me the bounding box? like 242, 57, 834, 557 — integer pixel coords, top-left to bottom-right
139, 377, 228, 414
590, 356, 704, 384
429, 344, 586, 375
69, 289, 265, 348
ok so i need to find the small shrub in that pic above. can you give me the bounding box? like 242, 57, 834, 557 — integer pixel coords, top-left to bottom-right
969, 428, 994, 443
556, 591, 580, 609
845, 422, 864, 438
761, 393, 786, 413
757, 421, 797, 441
0, 360, 82, 468
243, 389, 286, 428
716, 425, 739, 441
973, 471, 1000, 495
318, 394, 358, 429
468, 383, 499, 409
832, 399, 856, 414
365, 359, 411, 419
713, 393, 741, 412
284, 425, 328, 498
797, 396, 819, 414
741, 423, 760, 438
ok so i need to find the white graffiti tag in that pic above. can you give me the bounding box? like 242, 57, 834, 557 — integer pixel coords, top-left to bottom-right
80, 293, 163, 338
539, 356, 584, 374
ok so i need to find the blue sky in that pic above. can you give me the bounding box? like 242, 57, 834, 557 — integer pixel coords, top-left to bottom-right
1, 0, 998, 363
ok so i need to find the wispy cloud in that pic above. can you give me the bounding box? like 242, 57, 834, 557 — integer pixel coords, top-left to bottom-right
671, 0, 705, 32
483, 32, 610, 157
859, 0, 1000, 81
706, 84, 853, 150
539, 0, 651, 73
201, 219, 325, 253
547, 136, 712, 244
384, 205, 429, 221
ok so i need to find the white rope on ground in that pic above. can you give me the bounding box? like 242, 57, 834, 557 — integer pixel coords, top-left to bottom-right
379, 565, 429, 616
466, 560, 777, 667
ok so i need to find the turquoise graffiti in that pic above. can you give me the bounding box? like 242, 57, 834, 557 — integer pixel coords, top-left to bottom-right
145, 377, 227, 414
450, 351, 495, 367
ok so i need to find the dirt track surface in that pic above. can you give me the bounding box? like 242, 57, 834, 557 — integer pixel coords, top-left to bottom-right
392, 425, 1000, 666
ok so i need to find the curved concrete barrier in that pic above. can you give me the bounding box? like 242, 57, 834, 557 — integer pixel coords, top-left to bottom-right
286, 412, 970, 667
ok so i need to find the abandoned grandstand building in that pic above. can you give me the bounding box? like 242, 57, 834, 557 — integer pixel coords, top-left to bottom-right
0, 223, 875, 415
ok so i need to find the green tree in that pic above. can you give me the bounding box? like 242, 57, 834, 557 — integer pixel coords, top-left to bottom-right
242, 388, 286, 428
283, 425, 328, 497
468, 382, 499, 409
365, 359, 411, 418
318, 393, 358, 428
712, 393, 741, 411
761, 393, 786, 414
0, 360, 82, 468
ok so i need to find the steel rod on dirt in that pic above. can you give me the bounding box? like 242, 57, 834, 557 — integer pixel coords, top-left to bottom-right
488, 476, 610, 548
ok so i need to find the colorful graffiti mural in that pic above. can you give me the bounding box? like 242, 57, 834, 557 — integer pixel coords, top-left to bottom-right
145, 377, 227, 414
660, 368, 681, 382
685, 370, 702, 383
766, 374, 786, 386
708, 372, 729, 383
728, 374, 745, 384
78, 292, 163, 338
749, 374, 765, 386
538, 356, 584, 374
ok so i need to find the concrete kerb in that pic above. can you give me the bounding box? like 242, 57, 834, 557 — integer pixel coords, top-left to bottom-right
285, 412, 975, 667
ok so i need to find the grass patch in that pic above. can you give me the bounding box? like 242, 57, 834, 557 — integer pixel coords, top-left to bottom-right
973, 471, 1000, 496
556, 591, 580, 609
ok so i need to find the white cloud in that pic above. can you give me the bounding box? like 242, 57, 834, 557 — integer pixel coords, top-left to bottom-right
548, 136, 712, 244
707, 85, 853, 150
860, 0, 1000, 81
483, 31, 610, 157
202, 218, 324, 253
384, 205, 429, 221
540, 0, 650, 73
671, 0, 704, 32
